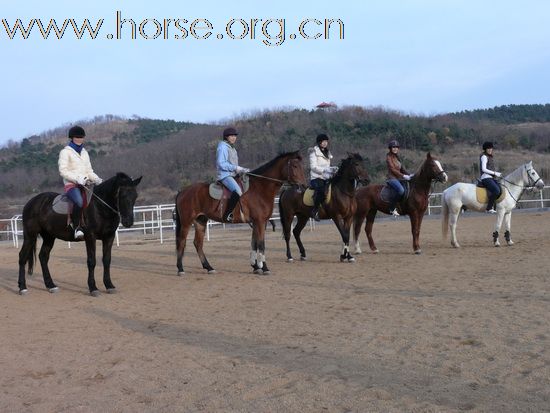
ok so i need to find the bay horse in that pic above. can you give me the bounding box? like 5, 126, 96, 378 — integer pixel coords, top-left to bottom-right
442, 161, 544, 247
353, 153, 447, 254
18, 173, 142, 296
174, 151, 306, 275
278, 153, 370, 262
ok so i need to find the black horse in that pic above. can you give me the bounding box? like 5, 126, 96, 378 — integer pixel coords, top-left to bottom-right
18, 172, 142, 296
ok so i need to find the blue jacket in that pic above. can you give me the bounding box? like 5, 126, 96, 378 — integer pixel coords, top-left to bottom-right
216, 140, 239, 180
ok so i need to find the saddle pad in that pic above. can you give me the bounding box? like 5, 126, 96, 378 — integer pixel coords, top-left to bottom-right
52, 195, 71, 214
380, 181, 409, 204
476, 186, 506, 204
303, 185, 332, 207
209, 175, 249, 200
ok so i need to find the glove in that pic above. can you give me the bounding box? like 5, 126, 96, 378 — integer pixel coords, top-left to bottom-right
330, 166, 339, 174
76, 176, 87, 186
236, 166, 250, 174
494, 172, 502, 178
403, 174, 411, 181
94, 177, 103, 185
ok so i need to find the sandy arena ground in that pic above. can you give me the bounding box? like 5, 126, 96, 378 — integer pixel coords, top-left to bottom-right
0, 211, 549, 412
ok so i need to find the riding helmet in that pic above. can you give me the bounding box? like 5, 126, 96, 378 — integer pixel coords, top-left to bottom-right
388, 139, 400, 148
316, 133, 329, 144
482, 141, 494, 150
223, 127, 238, 138
68, 125, 86, 139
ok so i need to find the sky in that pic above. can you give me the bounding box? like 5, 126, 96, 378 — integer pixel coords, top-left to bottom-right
1, 0, 550, 145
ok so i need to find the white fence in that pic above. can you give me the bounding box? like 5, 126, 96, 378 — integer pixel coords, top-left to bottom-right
2, 187, 550, 248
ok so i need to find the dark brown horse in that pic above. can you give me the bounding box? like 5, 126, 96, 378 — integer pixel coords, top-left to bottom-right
353, 153, 447, 254
278, 153, 369, 262
174, 151, 306, 275
18, 173, 142, 296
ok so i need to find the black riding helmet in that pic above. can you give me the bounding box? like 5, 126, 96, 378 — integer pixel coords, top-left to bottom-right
223, 127, 238, 139
482, 141, 494, 150
388, 139, 399, 149
68, 125, 86, 139
316, 133, 329, 144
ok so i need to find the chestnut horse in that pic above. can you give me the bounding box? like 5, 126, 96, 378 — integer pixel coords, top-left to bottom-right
353, 153, 447, 254
278, 153, 370, 262
174, 151, 306, 275
18, 173, 142, 296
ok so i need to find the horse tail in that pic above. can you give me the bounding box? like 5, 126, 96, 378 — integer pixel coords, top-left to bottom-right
441, 190, 449, 240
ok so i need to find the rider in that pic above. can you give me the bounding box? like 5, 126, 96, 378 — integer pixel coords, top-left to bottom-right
58, 125, 103, 240
308, 133, 337, 221
386, 139, 412, 216
216, 127, 250, 222
479, 141, 502, 213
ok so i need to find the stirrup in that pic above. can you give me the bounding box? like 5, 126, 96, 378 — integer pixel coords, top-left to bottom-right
74, 228, 85, 240
390, 208, 400, 217
485, 208, 497, 214
224, 212, 234, 223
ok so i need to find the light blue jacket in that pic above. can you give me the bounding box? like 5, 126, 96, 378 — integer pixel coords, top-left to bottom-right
216, 140, 239, 180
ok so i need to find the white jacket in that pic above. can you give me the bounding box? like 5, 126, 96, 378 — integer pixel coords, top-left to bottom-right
58, 146, 102, 186
309, 146, 333, 180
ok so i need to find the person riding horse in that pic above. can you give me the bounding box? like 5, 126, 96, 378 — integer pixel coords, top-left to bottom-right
386, 139, 412, 216
479, 141, 502, 213
58, 125, 103, 240
308, 133, 337, 221
216, 127, 250, 222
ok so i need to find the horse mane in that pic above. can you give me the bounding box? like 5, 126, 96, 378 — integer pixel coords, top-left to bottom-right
251, 151, 302, 175
331, 153, 363, 184
414, 154, 437, 178
95, 172, 133, 195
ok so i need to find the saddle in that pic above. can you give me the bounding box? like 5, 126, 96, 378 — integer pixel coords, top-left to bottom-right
51, 187, 93, 214
379, 180, 410, 204
209, 175, 249, 200
303, 185, 332, 207
475, 182, 506, 204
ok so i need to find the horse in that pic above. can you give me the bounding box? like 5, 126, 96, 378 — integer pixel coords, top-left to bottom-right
442, 161, 544, 247
278, 153, 370, 262
353, 153, 447, 254
174, 151, 306, 275
18, 173, 142, 296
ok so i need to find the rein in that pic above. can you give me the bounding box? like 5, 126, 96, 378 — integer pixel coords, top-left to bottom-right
497, 166, 541, 207
245, 159, 300, 185
84, 186, 120, 216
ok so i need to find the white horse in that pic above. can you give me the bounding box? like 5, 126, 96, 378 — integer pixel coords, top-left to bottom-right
442, 161, 544, 247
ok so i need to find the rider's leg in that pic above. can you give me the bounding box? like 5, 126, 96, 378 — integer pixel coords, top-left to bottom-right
221, 177, 243, 223
482, 178, 499, 212
310, 178, 326, 220
387, 179, 405, 215
67, 187, 84, 239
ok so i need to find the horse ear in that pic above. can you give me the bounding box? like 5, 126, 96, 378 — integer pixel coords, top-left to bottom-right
133, 176, 143, 186
426, 152, 432, 159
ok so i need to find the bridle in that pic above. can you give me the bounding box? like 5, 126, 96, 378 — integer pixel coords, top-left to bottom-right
84, 185, 121, 217
498, 165, 543, 206
246, 159, 303, 186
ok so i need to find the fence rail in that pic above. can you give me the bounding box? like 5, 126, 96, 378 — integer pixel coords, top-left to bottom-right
2, 186, 550, 248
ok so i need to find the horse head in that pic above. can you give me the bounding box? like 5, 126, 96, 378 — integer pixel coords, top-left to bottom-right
524, 161, 545, 190
113, 173, 142, 228
283, 151, 307, 187
419, 153, 447, 183
336, 153, 370, 184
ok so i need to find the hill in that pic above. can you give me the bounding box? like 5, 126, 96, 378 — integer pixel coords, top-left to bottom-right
1, 105, 550, 217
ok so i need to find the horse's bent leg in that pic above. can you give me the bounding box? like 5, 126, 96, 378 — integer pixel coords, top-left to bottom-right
365, 209, 378, 253
335, 216, 355, 262
292, 215, 309, 260
281, 209, 294, 262
85, 237, 100, 296
193, 219, 215, 273
504, 212, 513, 245
38, 234, 58, 292
449, 209, 460, 248
252, 223, 269, 275
411, 213, 423, 254
353, 213, 365, 254
102, 235, 116, 291
493, 211, 505, 247
176, 219, 192, 276
18, 234, 37, 293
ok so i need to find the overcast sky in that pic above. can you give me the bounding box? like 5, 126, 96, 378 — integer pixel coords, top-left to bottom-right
1, 0, 550, 144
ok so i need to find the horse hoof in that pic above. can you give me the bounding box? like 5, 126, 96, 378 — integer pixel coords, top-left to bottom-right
372, 249, 379, 254
90, 290, 101, 297
177, 271, 185, 276
354, 250, 362, 255
414, 250, 422, 255
347, 257, 356, 263
262, 270, 271, 275
253, 269, 262, 275
207, 270, 216, 274
287, 258, 294, 262
48, 287, 59, 294
451, 243, 460, 248
107, 288, 117, 294
300, 256, 307, 261
494, 243, 500, 248
19, 289, 28, 296
507, 241, 514, 246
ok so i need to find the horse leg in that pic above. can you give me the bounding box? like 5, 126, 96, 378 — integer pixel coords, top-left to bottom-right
281, 207, 295, 262
252, 222, 269, 275
504, 211, 514, 246
365, 209, 379, 253
410, 213, 423, 254
493, 210, 505, 247
250, 224, 260, 273
353, 212, 365, 254
18, 233, 38, 294
334, 216, 355, 263
193, 218, 215, 274
449, 209, 461, 248
102, 235, 116, 292
38, 234, 59, 293
176, 219, 192, 276
85, 237, 100, 296
292, 215, 310, 260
